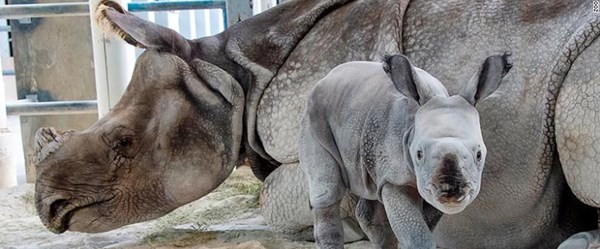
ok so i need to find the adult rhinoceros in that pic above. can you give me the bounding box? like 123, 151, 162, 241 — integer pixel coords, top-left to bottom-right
34, 0, 600, 248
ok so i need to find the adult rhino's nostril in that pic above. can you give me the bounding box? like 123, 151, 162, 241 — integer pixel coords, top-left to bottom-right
37, 195, 66, 219
49, 199, 69, 220
36, 195, 72, 233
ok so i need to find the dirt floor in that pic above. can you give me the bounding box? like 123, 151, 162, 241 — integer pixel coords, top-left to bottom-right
0, 167, 370, 249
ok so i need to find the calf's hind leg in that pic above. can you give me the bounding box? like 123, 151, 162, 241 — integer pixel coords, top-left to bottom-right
355, 198, 397, 249
300, 136, 347, 248
260, 163, 364, 242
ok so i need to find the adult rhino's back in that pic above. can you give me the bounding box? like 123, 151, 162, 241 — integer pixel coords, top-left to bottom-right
403, 0, 597, 248
256, 0, 405, 164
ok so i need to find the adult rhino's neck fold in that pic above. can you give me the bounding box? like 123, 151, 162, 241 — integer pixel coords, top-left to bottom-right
217, 0, 355, 163
192, 36, 252, 93
192, 36, 271, 165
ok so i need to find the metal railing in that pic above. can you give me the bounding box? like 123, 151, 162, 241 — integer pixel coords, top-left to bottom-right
128, 0, 228, 31
6, 100, 98, 116
0, 2, 89, 19
128, 0, 225, 12
0, 0, 230, 116
0, 0, 227, 19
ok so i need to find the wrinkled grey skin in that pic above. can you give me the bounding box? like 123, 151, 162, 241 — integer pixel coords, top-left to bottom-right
34, 0, 600, 248
300, 54, 510, 249
264, 1, 600, 248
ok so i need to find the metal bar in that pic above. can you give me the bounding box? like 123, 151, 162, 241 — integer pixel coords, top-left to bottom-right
6, 100, 98, 116
222, 8, 227, 28
0, 0, 225, 20
226, 0, 252, 27
0, 26, 10, 32
0, 2, 88, 19
2, 70, 14, 76
127, 0, 225, 12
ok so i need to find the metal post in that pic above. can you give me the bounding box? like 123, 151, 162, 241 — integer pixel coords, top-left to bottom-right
226, 0, 252, 27
256, 0, 276, 14
0, 59, 16, 188
89, 0, 134, 117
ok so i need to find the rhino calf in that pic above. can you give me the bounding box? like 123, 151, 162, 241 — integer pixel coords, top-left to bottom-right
300, 53, 511, 249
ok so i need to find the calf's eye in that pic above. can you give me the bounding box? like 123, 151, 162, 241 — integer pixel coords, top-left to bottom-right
416, 150, 423, 161
476, 151, 482, 161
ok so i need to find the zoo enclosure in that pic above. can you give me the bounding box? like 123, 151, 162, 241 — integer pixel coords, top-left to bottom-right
0, 0, 287, 187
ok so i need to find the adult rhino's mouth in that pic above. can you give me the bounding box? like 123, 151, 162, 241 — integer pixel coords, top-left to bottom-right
39, 195, 114, 234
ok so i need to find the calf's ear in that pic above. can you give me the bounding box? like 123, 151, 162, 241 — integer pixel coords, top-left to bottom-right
95, 0, 193, 60
383, 54, 446, 105
459, 52, 512, 106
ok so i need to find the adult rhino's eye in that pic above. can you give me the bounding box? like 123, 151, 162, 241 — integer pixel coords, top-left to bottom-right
118, 137, 133, 148
476, 151, 482, 161
115, 136, 137, 158
416, 150, 423, 161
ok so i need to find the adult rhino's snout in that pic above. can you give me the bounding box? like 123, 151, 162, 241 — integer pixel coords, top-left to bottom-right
33, 127, 73, 166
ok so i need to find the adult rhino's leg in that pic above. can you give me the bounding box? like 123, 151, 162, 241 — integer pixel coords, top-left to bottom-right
260, 163, 364, 242
355, 198, 397, 249
555, 21, 600, 248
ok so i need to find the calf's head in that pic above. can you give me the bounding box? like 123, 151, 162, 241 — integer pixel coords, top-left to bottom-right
34, 2, 244, 233
384, 53, 511, 214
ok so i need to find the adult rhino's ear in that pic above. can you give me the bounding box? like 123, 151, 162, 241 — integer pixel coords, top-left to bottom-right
459, 52, 512, 106
383, 54, 447, 105
95, 0, 193, 60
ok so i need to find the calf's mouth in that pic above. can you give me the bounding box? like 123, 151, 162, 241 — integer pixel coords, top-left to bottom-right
423, 177, 476, 214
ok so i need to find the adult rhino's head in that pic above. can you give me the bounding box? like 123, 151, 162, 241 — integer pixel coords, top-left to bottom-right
384, 53, 512, 214
34, 0, 245, 233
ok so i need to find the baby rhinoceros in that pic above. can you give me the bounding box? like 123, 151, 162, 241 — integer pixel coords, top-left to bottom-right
299, 53, 512, 249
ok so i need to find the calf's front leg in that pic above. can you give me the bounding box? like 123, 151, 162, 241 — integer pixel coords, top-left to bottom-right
381, 184, 435, 249
313, 201, 344, 249
355, 198, 397, 249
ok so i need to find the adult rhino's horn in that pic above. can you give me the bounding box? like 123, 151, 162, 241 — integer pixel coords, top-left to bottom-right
33, 127, 73, 166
